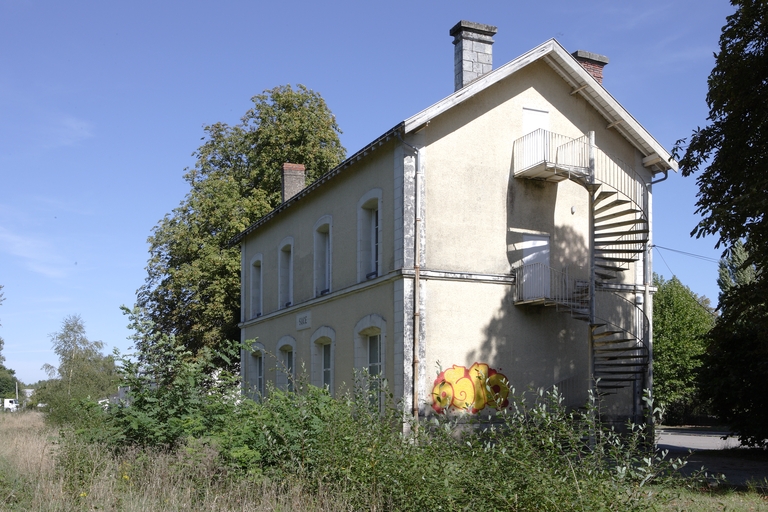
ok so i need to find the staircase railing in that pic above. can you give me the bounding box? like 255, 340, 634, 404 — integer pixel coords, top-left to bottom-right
513, 263, 588, 313
594, 289, 650, 355
592, 148, 648, 218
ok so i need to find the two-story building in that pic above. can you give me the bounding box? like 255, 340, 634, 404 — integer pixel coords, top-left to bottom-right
231, 21, 676, 423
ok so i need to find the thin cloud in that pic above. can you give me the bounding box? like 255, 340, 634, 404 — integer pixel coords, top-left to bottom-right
0, 226, 70, 278
42, 115, 94, 149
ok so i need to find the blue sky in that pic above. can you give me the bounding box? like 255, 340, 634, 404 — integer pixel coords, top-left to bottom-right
0, 0, 734, 383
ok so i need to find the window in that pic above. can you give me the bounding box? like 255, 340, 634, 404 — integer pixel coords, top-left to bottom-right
276, 336, 296, 392
311, 326, 335, 393
354, 314, 386, 406
278, 237, 294, 308
323, 343, 332, 388
250, 342, 266, 399
250, 254, 263, 318
357, 189, 382, 282
368, 333, 381, 377
313, 216, 332, 297
282, 348, 294, 392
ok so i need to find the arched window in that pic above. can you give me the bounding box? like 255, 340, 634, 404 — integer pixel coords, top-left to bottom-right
354, 314, 386, 405
311, 326, 335, 393
249, 254, 263, 318
278, 237, 294, 309
357, 189, 382, 282
276, 336, 296, 392
313, 216, 333, 297
250, 341, 266, 399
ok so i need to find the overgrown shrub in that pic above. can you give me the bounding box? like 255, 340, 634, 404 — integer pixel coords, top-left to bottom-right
54, 308, 696, 510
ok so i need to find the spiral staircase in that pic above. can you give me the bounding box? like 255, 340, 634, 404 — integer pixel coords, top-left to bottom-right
511, 129, 650, 405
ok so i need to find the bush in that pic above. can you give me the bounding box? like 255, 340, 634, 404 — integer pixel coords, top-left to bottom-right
58, 308, 694, 509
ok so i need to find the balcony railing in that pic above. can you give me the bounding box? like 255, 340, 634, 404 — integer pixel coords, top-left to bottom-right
514, 263, 588, 313
513, 129, 591, 178
513, 129, 648, 215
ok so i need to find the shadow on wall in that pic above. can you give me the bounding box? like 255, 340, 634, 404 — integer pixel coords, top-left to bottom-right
464, 176, 591, 410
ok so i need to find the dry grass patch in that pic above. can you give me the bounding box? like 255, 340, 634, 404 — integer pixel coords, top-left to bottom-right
0, 411, 351, 511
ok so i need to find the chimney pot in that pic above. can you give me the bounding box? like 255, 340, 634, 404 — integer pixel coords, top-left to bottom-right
450, 20, 497, 92
281, 163, 306, 202
571, 50, 609, 85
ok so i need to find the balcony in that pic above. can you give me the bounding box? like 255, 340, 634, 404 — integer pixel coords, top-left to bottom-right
514, 263, 589, 318
512, 129, 590, 182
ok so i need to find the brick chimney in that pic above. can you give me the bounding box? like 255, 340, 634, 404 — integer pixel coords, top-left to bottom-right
450, 20, 498, 92
281, 163, 306, 202
571, 50, 609, 85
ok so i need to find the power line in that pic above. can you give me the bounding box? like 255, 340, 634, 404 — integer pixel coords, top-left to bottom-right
651, 244, 720, 263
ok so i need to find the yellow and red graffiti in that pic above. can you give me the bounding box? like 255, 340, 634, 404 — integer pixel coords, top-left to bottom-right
431, 363, 510, 414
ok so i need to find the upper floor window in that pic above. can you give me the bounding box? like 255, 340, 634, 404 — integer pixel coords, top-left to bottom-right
278, 237, 294, 309
357, 189, 382, 282
250, 254, 263, 318
313, 216, 333, 297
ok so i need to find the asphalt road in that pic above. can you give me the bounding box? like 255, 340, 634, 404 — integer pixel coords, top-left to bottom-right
657, 427, 768, 488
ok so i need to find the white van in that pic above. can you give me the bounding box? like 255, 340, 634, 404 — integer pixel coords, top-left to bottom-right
3, 399, 18, 412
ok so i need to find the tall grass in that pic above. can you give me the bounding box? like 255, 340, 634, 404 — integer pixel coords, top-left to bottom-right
0, 412, 351, 511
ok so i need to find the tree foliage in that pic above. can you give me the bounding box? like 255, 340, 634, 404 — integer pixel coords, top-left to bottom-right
136, 85, 345, 360
674, 0, 768, 445
675, 0, 768, 263
652, 274, 715, 423
36, 315, 119, 424
699, 243, 767, 445
0, 284, 21, 399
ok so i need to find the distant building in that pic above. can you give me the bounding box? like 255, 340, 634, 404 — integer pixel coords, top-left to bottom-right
232, 21, 675, 424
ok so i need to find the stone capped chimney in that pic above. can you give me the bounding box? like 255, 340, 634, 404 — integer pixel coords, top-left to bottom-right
571, 50, 609, 85
450, 20, 498, 92
281, 163, 306, 202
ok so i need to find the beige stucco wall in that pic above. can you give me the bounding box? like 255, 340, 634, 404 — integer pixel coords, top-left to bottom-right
242, 142, 397, 320
418, 60, 648, 280
240, 140, 405, 398
238, 56, 656, 421
241, 280, 396, 397
422, 278, 590, 407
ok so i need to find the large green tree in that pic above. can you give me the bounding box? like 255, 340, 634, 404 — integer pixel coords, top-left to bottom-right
36, 315, 119, 424
675, 0, 768, 445
699, 242, 767, 445
676, 0, 768, 265
652, 274, 715, 423
136, 85, 345, 359
0, 285, 21, 399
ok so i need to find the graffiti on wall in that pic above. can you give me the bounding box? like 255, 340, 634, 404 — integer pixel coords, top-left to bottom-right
431, 362, 510, 414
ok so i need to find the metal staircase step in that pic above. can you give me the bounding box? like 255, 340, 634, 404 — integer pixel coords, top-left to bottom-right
594, 209, 641, 223
593, 191, 617, 208
594, 219, 648, 231
595, 248, 645, 254
595, 263, 627, 272
594, 239, 647, 246
594, 199, 630, 216
592, 330, 622, 339
594, 229, 649, 238
596, 256, 638, 263
595, 272, 618, 280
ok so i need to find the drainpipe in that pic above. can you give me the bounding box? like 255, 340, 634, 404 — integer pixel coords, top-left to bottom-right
398, 134, 423, 424
413, 148, 423, 423
650, 170, 668, 185
587, 131, 597, 400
